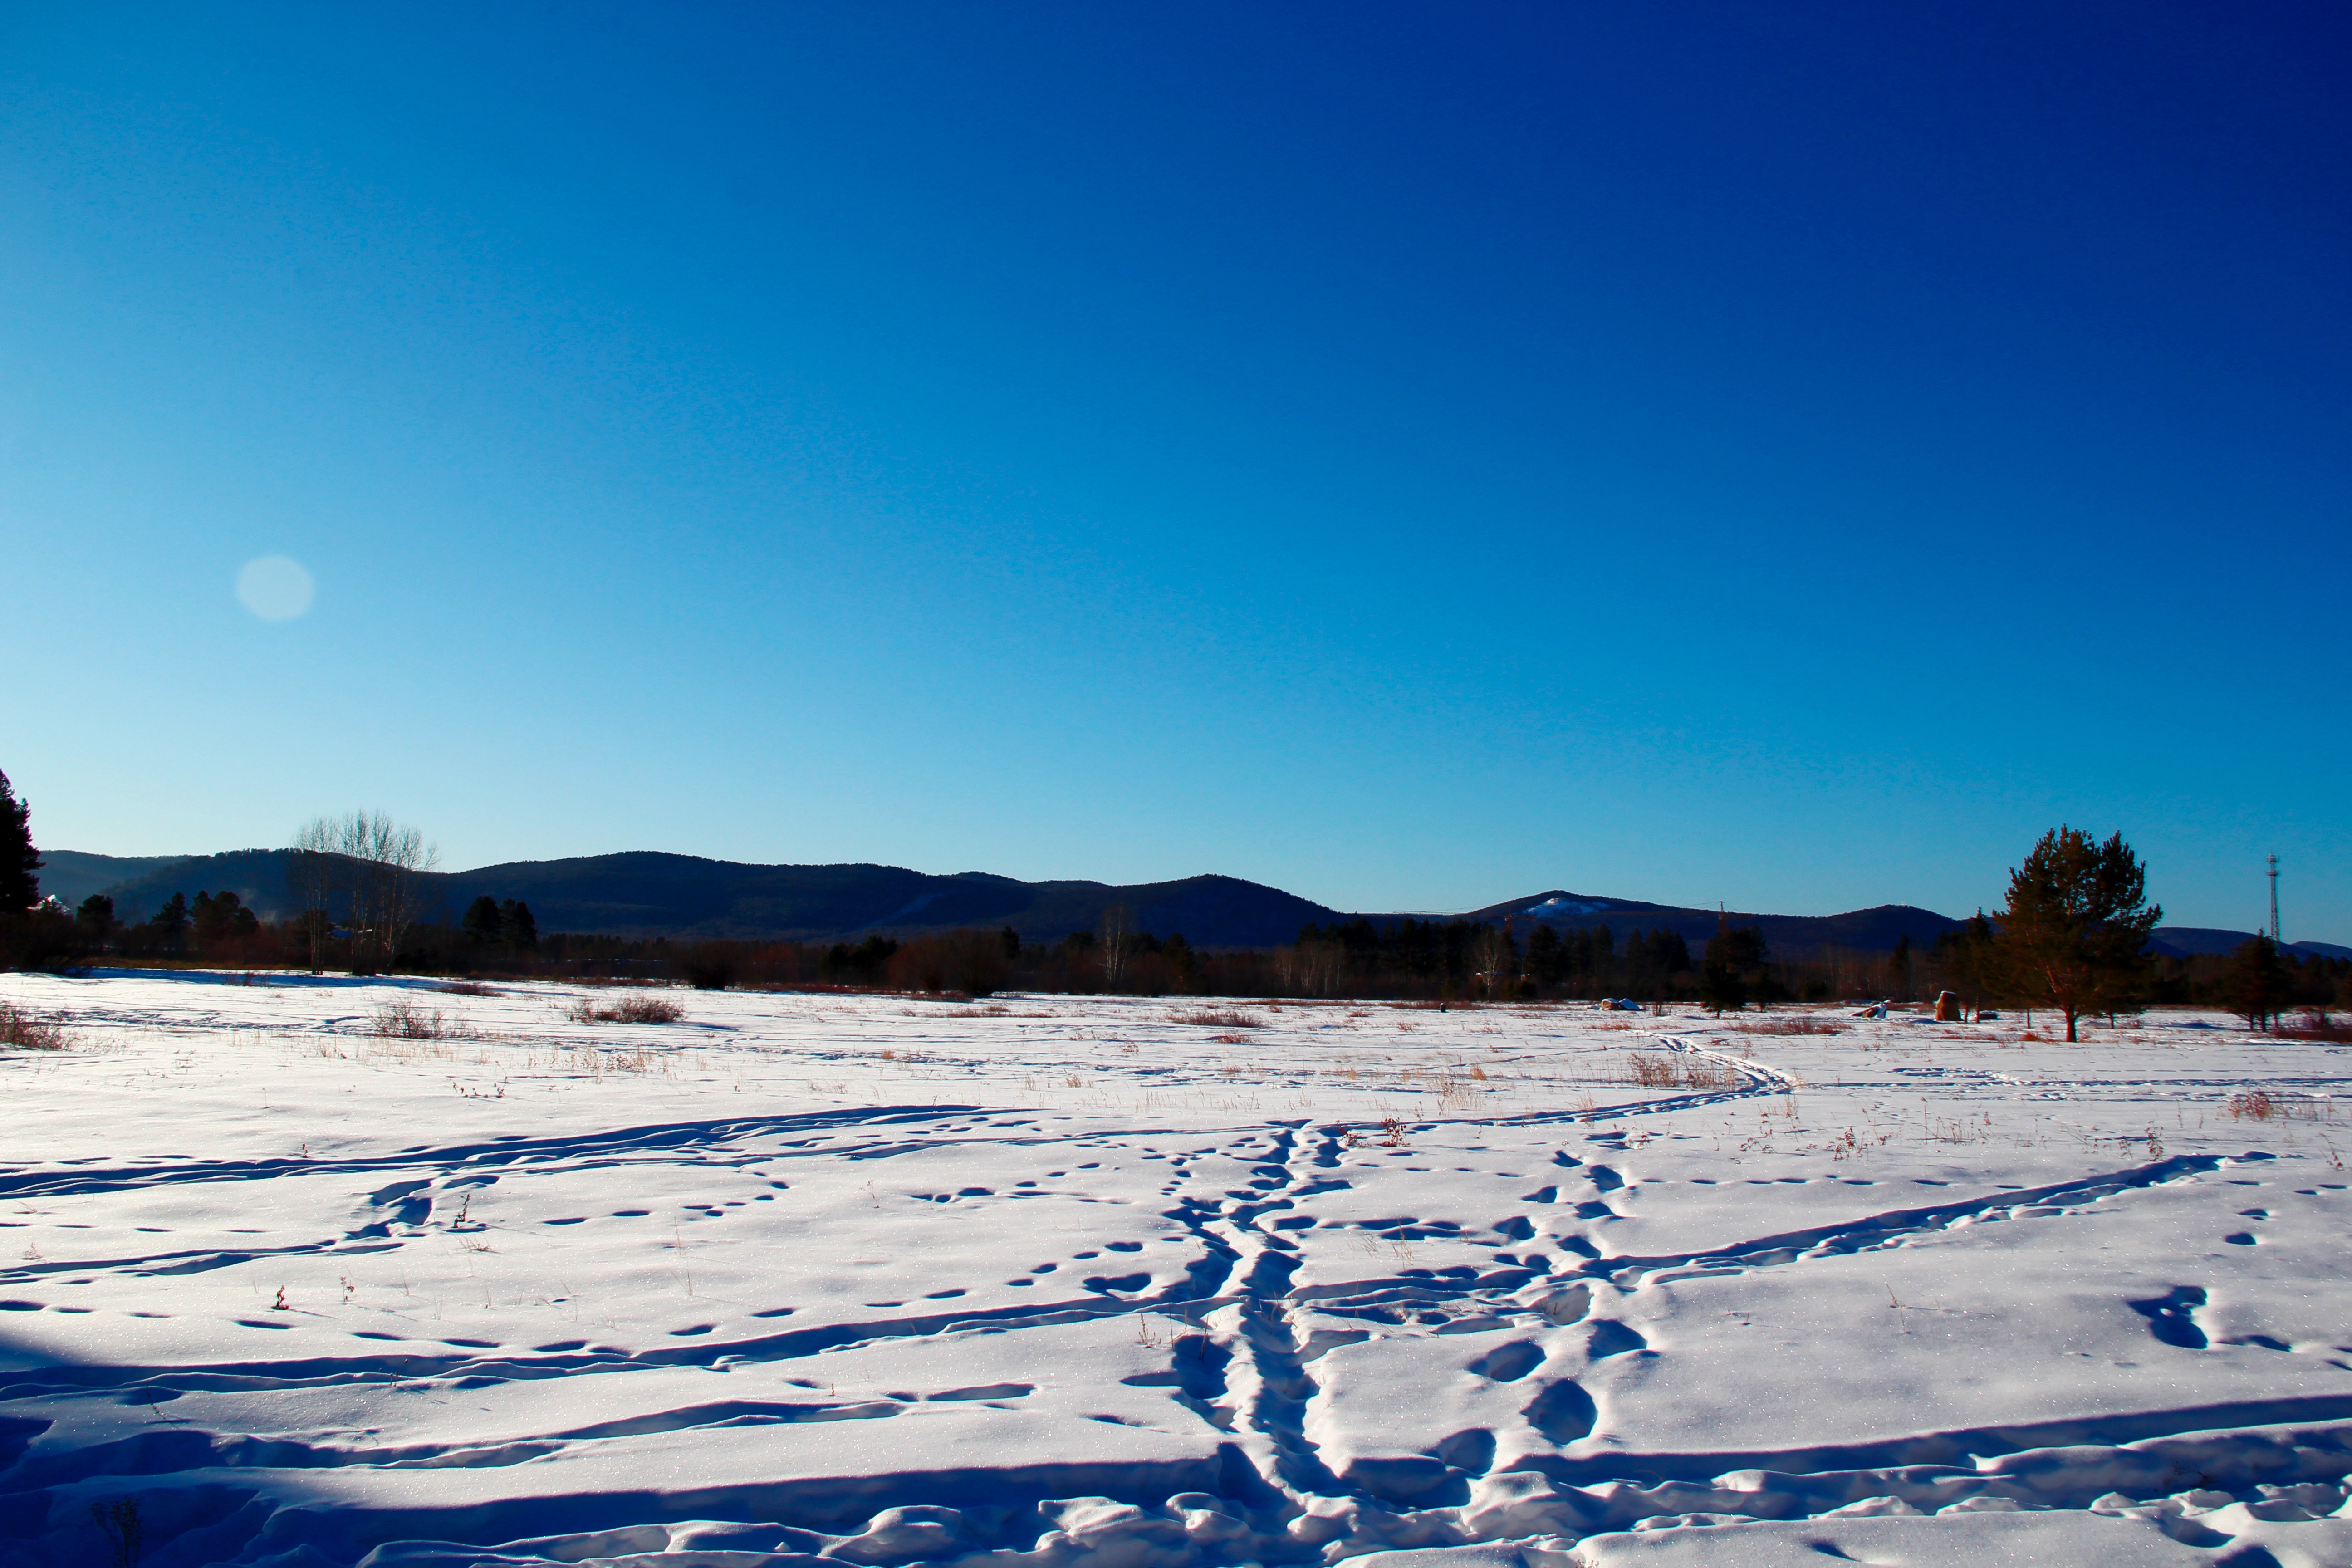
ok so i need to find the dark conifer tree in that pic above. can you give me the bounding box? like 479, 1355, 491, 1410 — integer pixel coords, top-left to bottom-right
1931, 911, 2000, 1016
2227, 935, 2293, 1030
1700, 956, 1747, 1014
1994, 827, 2162, 1041
153, 893, 191, 954
1527, 924, 1563, 985
499, 899, 538, 953
462, 897, 503, 946
189, 891, 256, 951
1701, 921, 1764, 1013
0, 769, 39, 913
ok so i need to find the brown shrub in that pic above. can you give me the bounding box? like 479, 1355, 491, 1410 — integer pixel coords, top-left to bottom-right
369, 999, 447, 1039
1625, 1050, 1734, 1089
569, 993, 686, 1024
1174, 1009, 1265, 1029
0, 1004, 70, 1050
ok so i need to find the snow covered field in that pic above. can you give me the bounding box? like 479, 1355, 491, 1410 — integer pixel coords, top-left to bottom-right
2, 971, 2350, 1568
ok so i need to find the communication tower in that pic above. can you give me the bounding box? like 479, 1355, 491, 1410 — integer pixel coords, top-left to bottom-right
2269, 854, 2282, 945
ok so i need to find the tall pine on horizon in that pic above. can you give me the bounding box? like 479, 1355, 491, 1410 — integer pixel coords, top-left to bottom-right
1995, 827, 2162, 1042
0, 769, 39, 912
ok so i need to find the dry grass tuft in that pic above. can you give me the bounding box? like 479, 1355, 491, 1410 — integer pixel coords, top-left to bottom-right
2228, 1089, 2274, 1121
568, 993, 686, 1024
1734, 1016, 1846, 1036
0, 1004, 71, 1050
368, 999, 447, 1039
1624, 1051, 1735, 1089
1173, 1009, 1265, 1029
436, 980, 498, 997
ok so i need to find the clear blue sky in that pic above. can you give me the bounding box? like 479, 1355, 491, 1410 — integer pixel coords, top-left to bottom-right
4, 3, 2346, 937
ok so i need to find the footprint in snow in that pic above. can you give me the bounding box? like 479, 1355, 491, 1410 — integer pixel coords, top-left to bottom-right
1522, 1378, 1597, 1443
1583, 1319, 1646, 1358
2128, 1286, 2207, 1349
1467, 1340, 1544, 1382
1435, 1427, 1496, 1474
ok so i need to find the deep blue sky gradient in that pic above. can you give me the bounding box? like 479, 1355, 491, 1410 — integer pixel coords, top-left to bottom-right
4, 3, 2347, 935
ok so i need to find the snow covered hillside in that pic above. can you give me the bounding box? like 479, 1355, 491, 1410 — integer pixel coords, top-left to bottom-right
1, 973, 2348, 1567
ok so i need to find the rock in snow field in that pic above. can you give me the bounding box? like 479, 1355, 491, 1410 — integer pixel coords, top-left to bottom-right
3, 973, 2351, 1567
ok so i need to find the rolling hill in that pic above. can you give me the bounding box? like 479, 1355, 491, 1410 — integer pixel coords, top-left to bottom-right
58, 852, 2345, 959
69, 850, 1348, 949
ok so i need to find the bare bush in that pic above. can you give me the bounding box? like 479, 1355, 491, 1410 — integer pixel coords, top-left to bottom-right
368, 999, 446, 1039
1734, 1017, 1846, 1036
2228, 1090, 2274, 1121
436, 981, 497, 997
2278, 1010, 2352, 1044
1626, 1053, 1676, 1087
1624, 1051, 1732, 1089
0, 1004, 70, 1050
291, 810, 440, 973
1174, 1009, 1264, 1029
568, 994, 686, 1024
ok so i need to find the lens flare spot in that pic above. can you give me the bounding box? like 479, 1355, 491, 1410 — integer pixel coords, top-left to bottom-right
236, 556, 314, 621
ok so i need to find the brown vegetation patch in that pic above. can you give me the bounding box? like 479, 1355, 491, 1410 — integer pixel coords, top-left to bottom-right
369, 999, 448, 1039
1732, 1016, 1846, 1035
1624, 1051, 1736, 1089
568, 994, 687, 1024
1173, 1009, 1265, 1029
0, 1004, 70, 1050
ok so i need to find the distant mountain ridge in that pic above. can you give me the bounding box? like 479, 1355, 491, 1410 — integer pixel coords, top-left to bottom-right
1436, 889, 1970, 959
62, 850, 1347, 948
48, 852, 2350, 958
37, 851, 205, 907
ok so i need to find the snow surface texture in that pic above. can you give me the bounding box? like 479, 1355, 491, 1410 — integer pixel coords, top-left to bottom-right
2, 973, 2350, 1568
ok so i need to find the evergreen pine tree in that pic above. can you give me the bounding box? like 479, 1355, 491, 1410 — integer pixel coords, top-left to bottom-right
461, 897, 504, 946
1527, 924, 1563, 985
1701, 921, 1764, 1014
1993, 827, 2162, 1042
1699, 956, 1746, 1014
153, 893, 191, 954
2227, 935, 2293, 1030
499, 899, 538, 953
0, 769, 40, 912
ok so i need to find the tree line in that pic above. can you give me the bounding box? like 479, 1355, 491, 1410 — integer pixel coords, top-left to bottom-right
3, 786, 2343, 1035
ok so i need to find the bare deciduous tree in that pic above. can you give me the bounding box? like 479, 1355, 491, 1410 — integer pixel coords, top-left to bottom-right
290, 811, 438, 975
288, 818, 341, 973
1098, 903, 1133, 991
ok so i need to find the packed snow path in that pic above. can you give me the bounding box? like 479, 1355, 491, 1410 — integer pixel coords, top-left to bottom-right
2, 974, 2350, 1567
